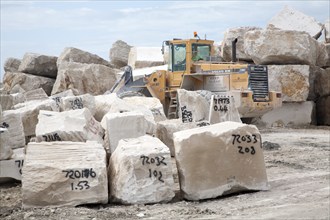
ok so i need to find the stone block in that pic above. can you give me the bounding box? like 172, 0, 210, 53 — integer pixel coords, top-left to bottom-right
221, 27, 261, 62
325, 19, 330, 43
50, 89, 75, 109
0, 148, 24, 183
208, 95, 242, 123
173, 121, 268, 201
101, 111, 150, 153
52, 62, 118, 96
317, 43, 330, 68
128, 47, 164, 69
109, 40, 132, 68
1, 110, 25, 149
156, 119, 209, 157
94, 93, 120, 122
22, 141, 108, 208
316, 96, 330, 125
36, 108, 104, 144
4, 58, 21, 72
0, 128, 13, 160
2, 71, 55, 96
23, 88, 48, 101
109, 135, 175, 204
0, 93, 25, 111
254, 101, 316, 128
244, 29, 319, 65
60, 94, 96, 115
18, 53, 58, 78
314, 67, 330, 98
267, 5, 323, 39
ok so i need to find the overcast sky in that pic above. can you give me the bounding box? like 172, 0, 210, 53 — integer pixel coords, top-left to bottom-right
1, 0, 329, 81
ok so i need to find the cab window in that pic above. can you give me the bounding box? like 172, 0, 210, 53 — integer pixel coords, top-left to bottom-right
171, 44, 186, 72
192, 44, 211, 61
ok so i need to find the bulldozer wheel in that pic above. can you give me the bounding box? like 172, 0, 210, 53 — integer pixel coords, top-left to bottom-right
117, 91, 146, 99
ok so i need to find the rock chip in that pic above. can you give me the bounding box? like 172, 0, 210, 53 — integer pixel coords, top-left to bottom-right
101, 111, 151, 153
267, 6, 324, 39
2, 72, 55, 96
0, 148, 24, 182
51, 62, 118, 96
109, 40, 132, 68
221, 27, 261, 62
22, 141, 108, 208
18, 53, 58, 78
57, 47, 111, 67
4, 58, 21, 72
244, 29, 320, 65
173, 121, 268, 200
128, 47, 164, 69
109, 135, 175, 204
36, 108, 104, 144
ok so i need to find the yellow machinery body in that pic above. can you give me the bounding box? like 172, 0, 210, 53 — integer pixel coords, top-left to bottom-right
126, 37, 282, 119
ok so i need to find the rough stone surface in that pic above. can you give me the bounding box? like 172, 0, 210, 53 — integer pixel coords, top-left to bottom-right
51, 62, 118, 96
0, 93, 25, 111
49, 89, 75, 110
123, 96, 167, 122
221, 27, 261, 62
9, 99, 59, 137
1, 110, 25, 149
4, 58, 21, 72
57, 47, 112, 67
109, 135, 175, 204
0, 148, 24, 182
316, 96, 330, 125
0, 128, 13, 160
208, 95, 242, 123
128, 47, 164, 69
18, 53, 58, 78
60, 94, 96, 115
2, 72, 55, 96
314, 67, 330, 98
94, 93, 120, 122
254, 101, 316, 128
267, 6, 323, 39
156, 119, 209, 156
109, 40, 132, 68
173, 121, 268, 201
325, 19, 330, 43
23, 88, 48, 101
268, 65, 311, 102
244, 29, 320, 65
101, 112, 150, 153
317, 43, 330, 68
22, 141, 108, 208
177, 89, 209, 123
36, 108, 104, 144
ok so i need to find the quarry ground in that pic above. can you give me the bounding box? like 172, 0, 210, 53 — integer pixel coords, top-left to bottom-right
1, 127, 329, 220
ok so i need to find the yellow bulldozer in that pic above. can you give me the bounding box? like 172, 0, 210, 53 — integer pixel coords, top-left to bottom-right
112, 32, 282, 120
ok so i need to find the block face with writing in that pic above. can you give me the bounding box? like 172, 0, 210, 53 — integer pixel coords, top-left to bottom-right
0, 128, 13, 160
208, 95, 242, 124
22, 141, 108, 208
36, 108, 104, 144
173, 121, 268, 201
0, 148, 24, 182
109, 135, 175, 204
1, 110, 25, 149
60, 94, 96, 115
101, 112, 150, 153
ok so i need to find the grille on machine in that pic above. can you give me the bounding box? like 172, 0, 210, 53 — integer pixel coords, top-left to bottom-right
248, 65, 269, 102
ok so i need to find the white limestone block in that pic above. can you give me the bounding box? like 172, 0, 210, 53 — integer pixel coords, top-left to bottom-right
0, 148, 24, 182
208, 95, 242, 124
22, 141, 108, 208
0, 93, 25, 111
1, 110, 25, 149
36, 108, 104, 144
101, 111, 150, 153
109, 135, 175, 204
177, 89, 210, 123
123, 96, 167, 122
128, 47, 164, 69
10, 99, 59, 137
50, 89, 75, 109
267, 5, 323, 39
109, 40, 132, 68
254, 101, 316, 128
60, 94, 96, 115
0, 128, 13, 160
173, 121, 268, 200
23, 88, 48, 101
244, 29, 320, 65
156, 119, 210, 156
18, 53, 58, 78
94, 93, 120, 122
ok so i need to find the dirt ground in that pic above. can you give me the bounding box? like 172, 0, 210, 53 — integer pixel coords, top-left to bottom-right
1, 127, 329, 220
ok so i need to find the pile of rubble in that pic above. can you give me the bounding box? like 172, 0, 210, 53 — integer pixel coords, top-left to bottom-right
0, 6, 329, 208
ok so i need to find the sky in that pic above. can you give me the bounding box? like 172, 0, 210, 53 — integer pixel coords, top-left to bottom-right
1, 0, 329, 81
